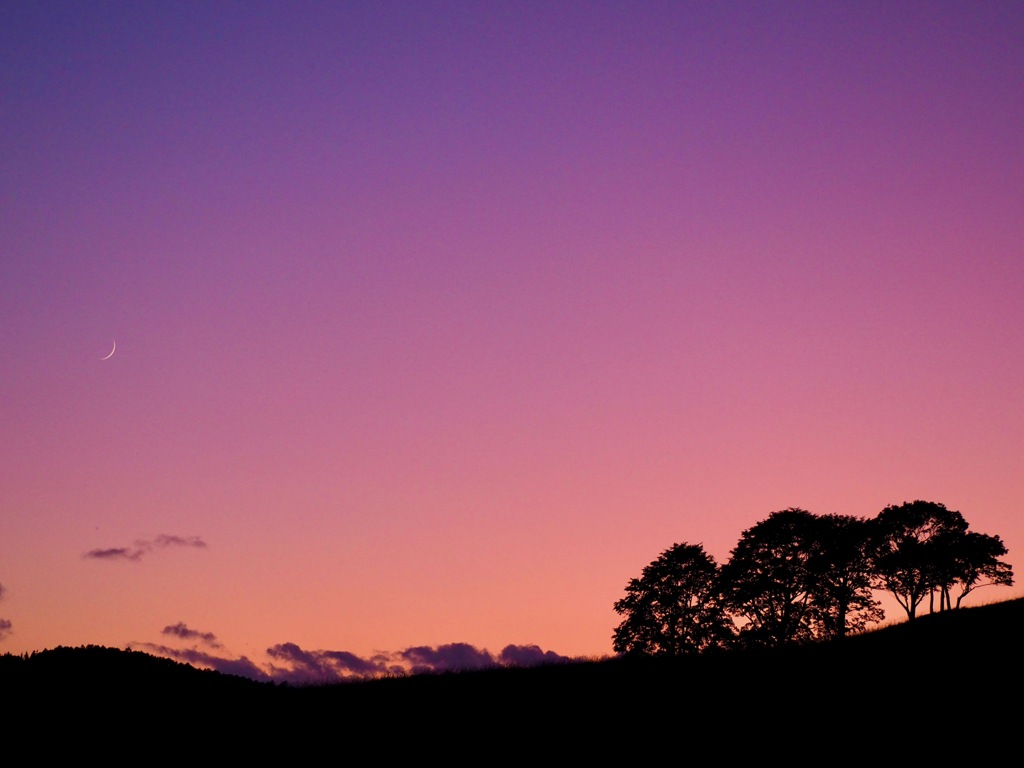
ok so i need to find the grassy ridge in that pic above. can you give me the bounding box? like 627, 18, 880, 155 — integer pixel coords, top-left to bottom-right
6, 598, 1021, 756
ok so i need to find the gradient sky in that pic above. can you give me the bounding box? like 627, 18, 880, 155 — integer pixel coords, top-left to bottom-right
2, 1, 1022, 682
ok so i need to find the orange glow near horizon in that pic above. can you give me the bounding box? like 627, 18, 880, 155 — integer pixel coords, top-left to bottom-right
1, 2, 1022, 682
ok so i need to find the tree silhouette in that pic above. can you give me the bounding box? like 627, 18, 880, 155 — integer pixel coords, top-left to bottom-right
612, 542, 733, 655
869, 500, 971, 620
806, 513, 883, 638
718, 508, 822, 648
927, 528, 1014, 610
615, 500, 1014, 655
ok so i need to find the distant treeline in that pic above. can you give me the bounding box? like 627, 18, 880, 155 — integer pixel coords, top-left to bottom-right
0, 643, 271, 692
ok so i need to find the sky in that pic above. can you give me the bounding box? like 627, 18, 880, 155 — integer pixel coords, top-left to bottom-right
2, 0, 1022, 683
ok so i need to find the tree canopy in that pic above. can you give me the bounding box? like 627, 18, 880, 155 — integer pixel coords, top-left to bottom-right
613, 500, 1014, 656
718, 508, 820, 648
612, 542, 733, 655
870, 500, 1014, 618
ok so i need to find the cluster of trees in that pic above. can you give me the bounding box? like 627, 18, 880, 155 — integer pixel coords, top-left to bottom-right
612, 500, 1014, 656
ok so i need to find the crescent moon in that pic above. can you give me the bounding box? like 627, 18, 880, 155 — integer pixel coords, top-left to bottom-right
100, 340, 116, 360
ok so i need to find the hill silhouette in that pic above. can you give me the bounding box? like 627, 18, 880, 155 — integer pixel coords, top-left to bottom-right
6, 598, 1021, 758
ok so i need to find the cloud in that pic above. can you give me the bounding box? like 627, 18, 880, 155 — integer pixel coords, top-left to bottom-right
498, 644, 570, 667
0, 583, 12, 641
162, 622, 221, 648
141, 624, 573, 685
84, 546, 145, 561
153, 535, 206, 549
84, 534, 207, 561
135, 642, 272, 682
265, 642, 392, 683
399, 642, 498, 674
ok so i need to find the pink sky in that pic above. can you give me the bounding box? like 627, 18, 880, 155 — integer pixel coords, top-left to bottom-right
2, 1, 1022, 682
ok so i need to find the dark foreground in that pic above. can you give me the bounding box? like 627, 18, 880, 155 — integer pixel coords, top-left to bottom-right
6, 597, 1022, 759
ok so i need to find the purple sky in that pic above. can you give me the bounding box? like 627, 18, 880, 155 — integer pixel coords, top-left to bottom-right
2, 1, 1022, 682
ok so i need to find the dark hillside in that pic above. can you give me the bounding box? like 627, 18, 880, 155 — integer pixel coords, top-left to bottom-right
2, 643, 271, 696
5, 598, 1021, 758
279, 597, 1024, 757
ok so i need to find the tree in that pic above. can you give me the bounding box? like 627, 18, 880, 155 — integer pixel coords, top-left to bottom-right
718, 508, 822, 648
615, 500, 1014, 657
612, 542, 733, 656
806, 513, 884, 638
719, 510, 883, 644
869, 500, 970, 620
930, 529, 1014, 610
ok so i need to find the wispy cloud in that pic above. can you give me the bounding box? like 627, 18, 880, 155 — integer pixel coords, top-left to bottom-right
84, 534, 207, 561
162, 622, 221, 648
139, 624, 573, 685
0, 582, 9, 641
135, 642, 272, 681
152, 535, 206, 548
84, 546, 145, 561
